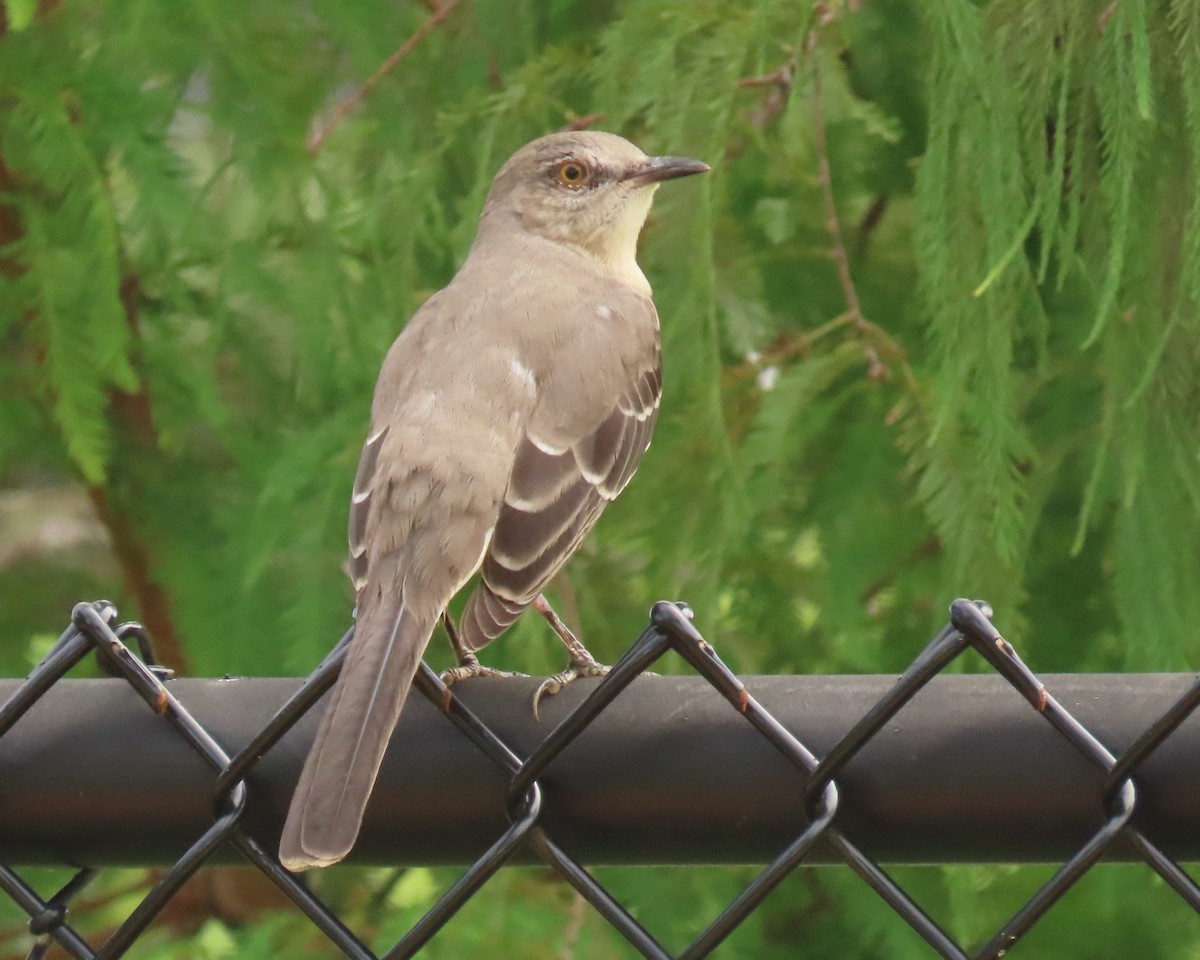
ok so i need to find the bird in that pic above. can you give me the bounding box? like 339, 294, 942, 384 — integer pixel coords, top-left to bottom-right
278, 130, 708, 871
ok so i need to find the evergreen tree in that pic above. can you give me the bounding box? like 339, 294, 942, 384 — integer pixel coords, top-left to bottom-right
2, 1, 1198, 956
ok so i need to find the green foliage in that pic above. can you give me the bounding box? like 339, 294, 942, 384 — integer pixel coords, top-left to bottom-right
2, 0, 1200, 956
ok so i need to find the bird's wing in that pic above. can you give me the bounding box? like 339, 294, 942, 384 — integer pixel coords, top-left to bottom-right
348, 424, 389, 599
282, 313, 534, 869
459, 298, 662, 651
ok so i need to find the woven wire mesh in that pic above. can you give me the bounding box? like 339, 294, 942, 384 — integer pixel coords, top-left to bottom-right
1, 598, 1199, 959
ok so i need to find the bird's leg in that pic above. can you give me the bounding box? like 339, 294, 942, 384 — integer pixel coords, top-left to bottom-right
532, 593, 610, 717
439, 610, 527, 688
534, 593, 597, 665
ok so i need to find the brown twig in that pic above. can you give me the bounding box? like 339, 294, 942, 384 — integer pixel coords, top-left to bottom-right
736, 55, 797, 128
0, 142, 23, 278
84, 274, 189, 672
5, 83, 189, 671
733, 21, 914, 388
735, 59, 797, 90
307, 0, 463, 155
85, 484, 187, 672
806, 24, 888, 381
723, 315, 853, 383
728, 20, 915, 394
854, 193, 889, 259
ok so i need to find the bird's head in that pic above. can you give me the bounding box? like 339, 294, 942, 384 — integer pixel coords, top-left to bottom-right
478, 131, 708, 284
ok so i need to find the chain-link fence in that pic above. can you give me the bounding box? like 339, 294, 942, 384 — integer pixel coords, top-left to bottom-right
1, 598, 1199, 959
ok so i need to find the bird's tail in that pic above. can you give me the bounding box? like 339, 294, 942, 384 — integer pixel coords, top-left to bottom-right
279, 599, 432, 870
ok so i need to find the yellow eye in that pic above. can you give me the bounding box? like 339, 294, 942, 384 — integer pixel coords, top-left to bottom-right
556, 160, 590, 188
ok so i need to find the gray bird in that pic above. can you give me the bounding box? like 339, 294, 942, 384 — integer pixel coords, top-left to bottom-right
279, 130, 708, 871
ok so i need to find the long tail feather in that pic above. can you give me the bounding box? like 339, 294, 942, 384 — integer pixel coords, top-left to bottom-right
279, 599, 432, 870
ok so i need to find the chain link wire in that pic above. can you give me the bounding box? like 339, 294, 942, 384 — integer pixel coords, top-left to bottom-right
2, 598, 1199, 958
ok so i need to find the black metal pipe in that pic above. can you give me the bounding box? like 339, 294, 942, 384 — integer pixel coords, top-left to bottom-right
0, 672, 1197, 867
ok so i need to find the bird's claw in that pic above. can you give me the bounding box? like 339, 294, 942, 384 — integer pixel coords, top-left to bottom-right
440, 658, 527, 688
532, 659, 610, 719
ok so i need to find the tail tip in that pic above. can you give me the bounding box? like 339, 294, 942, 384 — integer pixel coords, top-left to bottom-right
279, 843, 345, 872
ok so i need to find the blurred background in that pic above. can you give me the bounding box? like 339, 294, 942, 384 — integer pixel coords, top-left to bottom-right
2, 0, 1200, 956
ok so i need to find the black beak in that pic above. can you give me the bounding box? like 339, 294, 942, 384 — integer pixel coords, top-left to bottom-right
621, 155, 710, 185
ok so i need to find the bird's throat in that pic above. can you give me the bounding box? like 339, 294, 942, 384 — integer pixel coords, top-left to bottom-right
584, 186, 656, 296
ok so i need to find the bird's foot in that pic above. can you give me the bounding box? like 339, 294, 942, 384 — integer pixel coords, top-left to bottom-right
532, 654, 611, 719
440, 655, 527, 711
440, 652, 528, 688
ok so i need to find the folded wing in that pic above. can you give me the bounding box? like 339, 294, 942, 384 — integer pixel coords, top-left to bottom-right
459, 351, 662, 649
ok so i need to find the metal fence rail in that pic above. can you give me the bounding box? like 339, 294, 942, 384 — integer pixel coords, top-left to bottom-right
1, 598, 1199, 959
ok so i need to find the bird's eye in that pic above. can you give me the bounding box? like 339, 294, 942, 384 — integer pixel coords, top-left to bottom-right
555, 160, 590, 188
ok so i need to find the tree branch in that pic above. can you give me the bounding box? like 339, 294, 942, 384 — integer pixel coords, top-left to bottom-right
0, 142, 22, 278
307, 0, 463, 155
0, 46, 188, 672
854, 193, 889, 259
84, 274, 189, 673
736, 55, 797, 128
806, 27, 887, 380
84, 483, 187, 672
803, 11, 919, 393
722, 315, 853, 384
734, 15, 913, 389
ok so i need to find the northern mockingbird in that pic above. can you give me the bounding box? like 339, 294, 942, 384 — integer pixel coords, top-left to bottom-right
279, 130, 708, 871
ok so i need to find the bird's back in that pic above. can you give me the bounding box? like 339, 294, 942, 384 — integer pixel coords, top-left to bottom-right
355, 232, 661, 605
